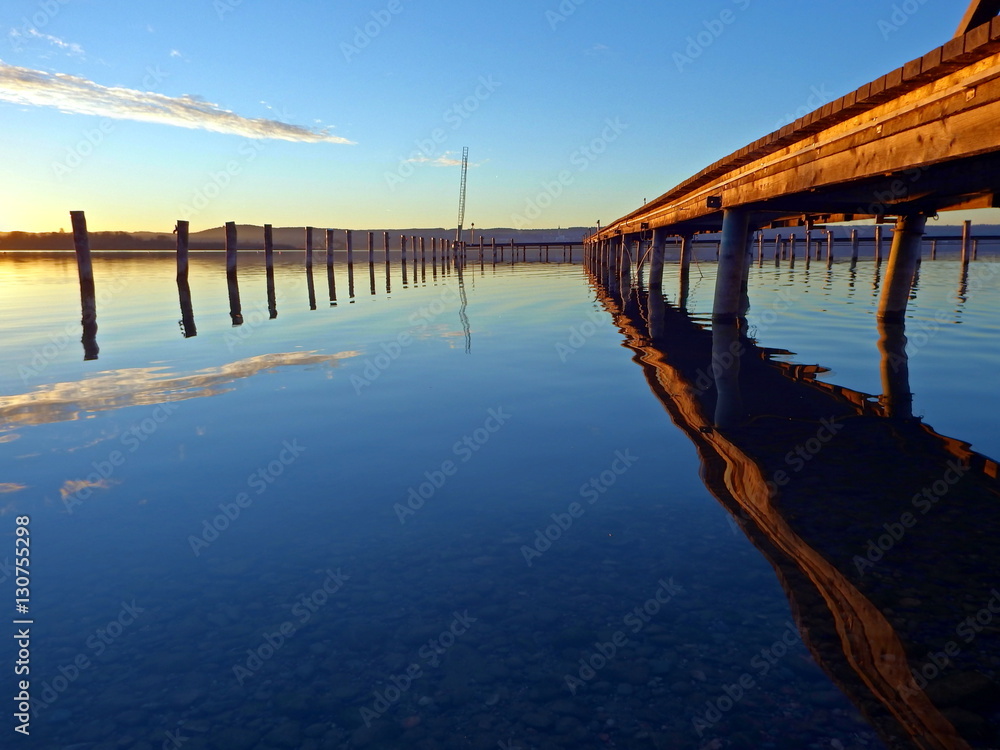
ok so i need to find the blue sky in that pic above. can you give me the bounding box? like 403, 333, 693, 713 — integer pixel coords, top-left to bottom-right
1, 0, 994, 232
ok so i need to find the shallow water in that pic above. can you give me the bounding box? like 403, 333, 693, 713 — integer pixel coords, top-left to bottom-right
2, 251, 999, 749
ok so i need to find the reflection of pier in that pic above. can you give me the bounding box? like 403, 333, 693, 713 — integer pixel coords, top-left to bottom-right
593, 273, 1000, 749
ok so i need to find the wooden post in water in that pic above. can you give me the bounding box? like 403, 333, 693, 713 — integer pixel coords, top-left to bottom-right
877, 214, 926, 322
491, 237, 497, 265
961, 220, 971, 266
789, 233, 796, 267
649, 228, 666, 290
70, 211, 99, 359
305, 226, 314, 268
346, 230, 355, 299
930, 239, 937, 260
973, 238, 979, 260
400, 235, 407, 266
225, 222, 238, 274
874, 225, 883, 264
713, 210, 750, 323
264, 224, 277, 319
326, 229, 337, 303
510, 238, 515, 265
774, 233, 781, 266
850, 229, 859, 269
176, 220, 190, 281
368, 232, 376, 296
383, 231, 390, 264
826, 230, 834, 269
756, 231, 764, 267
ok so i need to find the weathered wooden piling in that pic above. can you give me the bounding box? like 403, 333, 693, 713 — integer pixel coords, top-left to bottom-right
225, 222, 238, 274
70, 211, 94, 285
757, 231, 764, 267
826, 230, 834, 269
774, 234, 781, 266
176, 220, 190, 281
961, 220, 971, 266
930, 239, 937, 260
877, 215, 926, 321
874, 225, 883, 264
265, 224, 276, 319
383, 231, 390, 264
712, 209, 750, 322
368, 232, 375, 266
326, 229, 337, 303
400, 235, 407, 266
305, 226, 314, 268
650, 228, 666, 290
491, 237, 497, 265
789, 233, 796, 267
70, 211, 98, 359
850, 229, 859, 268
346, 230, 355, 299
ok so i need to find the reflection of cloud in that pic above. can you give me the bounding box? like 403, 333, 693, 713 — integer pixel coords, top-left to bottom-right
59, 479, 112, 498
0, 350, 359, 432
0, 62, 354, 144
0, 483, 27, 494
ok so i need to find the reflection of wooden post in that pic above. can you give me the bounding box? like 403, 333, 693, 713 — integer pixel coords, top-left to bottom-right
305, 226, 314, 268
176, 220, 190, 281
878, 319, 912, 419
712, 322, 744, 428
713, 209, 750, 323
225, 222, 237, 274
877, 215, 926, 322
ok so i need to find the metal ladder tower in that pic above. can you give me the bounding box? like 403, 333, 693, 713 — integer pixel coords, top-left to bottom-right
455, 147, 469, 242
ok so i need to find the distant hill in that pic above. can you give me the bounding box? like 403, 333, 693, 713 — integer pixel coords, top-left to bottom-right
0, 226, 592, 251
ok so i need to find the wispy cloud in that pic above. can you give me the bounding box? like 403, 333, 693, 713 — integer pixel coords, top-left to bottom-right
405, 152, 484, 167
0, 61, 354, 144
9, 28, 86, 58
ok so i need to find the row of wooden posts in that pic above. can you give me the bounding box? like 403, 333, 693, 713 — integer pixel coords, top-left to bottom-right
585, 219, 984, 320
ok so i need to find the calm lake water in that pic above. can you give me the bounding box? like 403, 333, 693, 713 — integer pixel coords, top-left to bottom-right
2, 249, 999, 750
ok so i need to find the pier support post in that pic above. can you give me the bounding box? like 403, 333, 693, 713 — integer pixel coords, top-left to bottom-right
826, 230, 834, 269
850, 229, 859, 269
774, 233, 781, 266
346, 230, 355, 299
649, 228, 666, 290
961, 220, 972, 266
874, 225, 883, 265
713, 209, 750, 323
305, 227, 314, 269
877, 214, 926, 322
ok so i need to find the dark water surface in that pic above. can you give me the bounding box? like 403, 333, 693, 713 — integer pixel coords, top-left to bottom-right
1, 251, 999, 750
